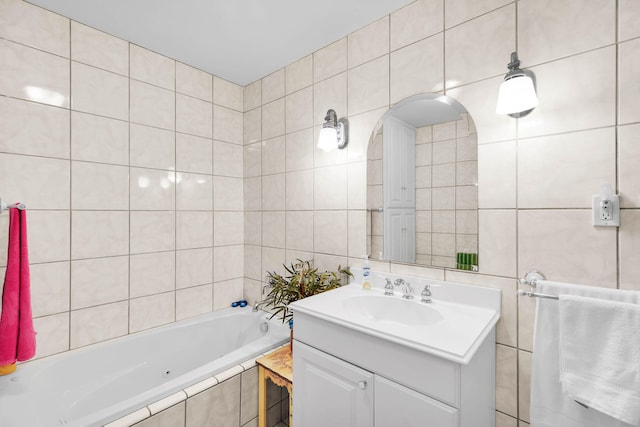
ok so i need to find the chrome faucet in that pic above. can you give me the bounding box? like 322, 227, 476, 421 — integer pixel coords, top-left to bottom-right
394, 278, 414, 299
252, 299, 269, 312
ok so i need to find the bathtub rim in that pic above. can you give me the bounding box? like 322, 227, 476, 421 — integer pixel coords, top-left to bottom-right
30, 306, 281, 365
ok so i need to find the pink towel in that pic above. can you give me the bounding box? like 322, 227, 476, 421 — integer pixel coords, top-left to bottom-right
0, 205, 36, 366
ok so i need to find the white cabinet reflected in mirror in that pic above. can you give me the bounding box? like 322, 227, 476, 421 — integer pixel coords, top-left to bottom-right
366, 94, 478, 270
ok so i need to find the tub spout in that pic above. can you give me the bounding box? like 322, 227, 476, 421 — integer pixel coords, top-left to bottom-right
253, 299, 269, 312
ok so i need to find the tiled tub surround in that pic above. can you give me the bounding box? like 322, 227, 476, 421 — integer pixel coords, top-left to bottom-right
0, 307, 289, 427
0, 0, 245, 361
128, 364, 289, 427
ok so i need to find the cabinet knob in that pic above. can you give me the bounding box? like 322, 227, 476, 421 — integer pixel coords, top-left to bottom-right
358, 380, 367, 390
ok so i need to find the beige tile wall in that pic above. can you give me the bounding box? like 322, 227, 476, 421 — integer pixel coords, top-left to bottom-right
243, 0, 640, 425
0, 0, 244, 357
416, 115, 478, 268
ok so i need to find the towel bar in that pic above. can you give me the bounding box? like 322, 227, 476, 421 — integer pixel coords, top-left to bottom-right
517, 270, 560, 300
516, 289, 559, 300
0, 198, 26, 214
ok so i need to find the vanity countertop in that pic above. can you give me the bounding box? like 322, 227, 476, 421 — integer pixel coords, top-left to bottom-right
290, 276, 500, 365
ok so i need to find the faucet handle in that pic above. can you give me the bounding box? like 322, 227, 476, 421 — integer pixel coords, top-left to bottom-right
383, 277, 394, 296
421, 283, 441, 303
421, 284, 432, 303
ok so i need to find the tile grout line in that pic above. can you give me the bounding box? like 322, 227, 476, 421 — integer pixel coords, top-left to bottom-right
127, 39, 132, 336
212, 74, 216, 311
514, 0, 522, 421
615, 0, 621, 291
174, 58, 178, 321
67, 17, 73, 353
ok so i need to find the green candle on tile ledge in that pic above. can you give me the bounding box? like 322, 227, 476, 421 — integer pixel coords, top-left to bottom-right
456, 252, 478, 271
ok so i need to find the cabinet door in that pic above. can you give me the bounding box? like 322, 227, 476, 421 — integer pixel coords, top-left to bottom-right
385, 209, 407, 263
383, 115, 416, 209
375, 376, 458, 427
293, 341, 374, 427
384, 209, 416, 264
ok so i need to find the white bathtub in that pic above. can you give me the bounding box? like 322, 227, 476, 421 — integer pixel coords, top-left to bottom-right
0, 307, 289, 427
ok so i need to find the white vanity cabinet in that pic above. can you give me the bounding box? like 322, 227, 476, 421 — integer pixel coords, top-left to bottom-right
289, 279, 500, 427
294, 341, 460, 427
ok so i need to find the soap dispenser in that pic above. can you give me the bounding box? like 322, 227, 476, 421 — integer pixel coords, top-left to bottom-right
362, 256, 371, 290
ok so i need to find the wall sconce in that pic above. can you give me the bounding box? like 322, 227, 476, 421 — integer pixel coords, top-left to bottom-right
318, 109, 349, 152
496, 52, 538, 118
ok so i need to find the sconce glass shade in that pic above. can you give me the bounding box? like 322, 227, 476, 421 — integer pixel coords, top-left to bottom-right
318, 126, 338, 152
318, 109, 349, 152
496, 74, 538, 115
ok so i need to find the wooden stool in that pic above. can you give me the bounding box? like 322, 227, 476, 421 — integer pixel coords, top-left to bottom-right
256, 345, 293, 427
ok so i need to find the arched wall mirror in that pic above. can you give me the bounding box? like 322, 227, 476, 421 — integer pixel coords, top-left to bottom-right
366, 93, 479, 271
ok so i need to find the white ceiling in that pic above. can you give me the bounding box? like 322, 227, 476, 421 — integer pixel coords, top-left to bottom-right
27, 0, 412, 86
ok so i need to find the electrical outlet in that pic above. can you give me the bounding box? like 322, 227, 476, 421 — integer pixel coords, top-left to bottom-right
592, 194, 620, 227
600, 199, 612, 220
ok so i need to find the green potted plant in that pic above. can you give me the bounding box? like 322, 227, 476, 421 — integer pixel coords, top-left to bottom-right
263, 259, 352, 349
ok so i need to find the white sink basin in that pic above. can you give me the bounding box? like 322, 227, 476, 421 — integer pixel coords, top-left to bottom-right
343, 294, 444, 327
290, 282, 500, 364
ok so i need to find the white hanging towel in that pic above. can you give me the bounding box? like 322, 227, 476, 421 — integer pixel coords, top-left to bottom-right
530, 281, 640, 427
559, 295, 640, 425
